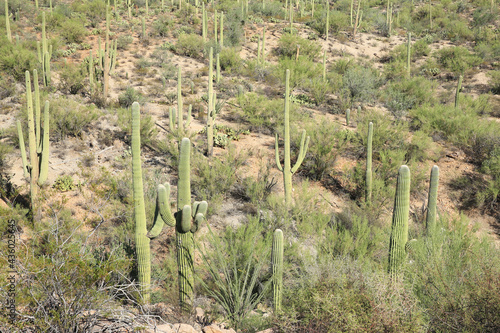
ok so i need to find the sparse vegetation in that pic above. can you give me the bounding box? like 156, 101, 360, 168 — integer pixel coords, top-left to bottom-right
0, 1, 499, 332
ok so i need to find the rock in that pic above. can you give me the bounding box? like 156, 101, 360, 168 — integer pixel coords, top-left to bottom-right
195, 307, 205, 324
172, 323, 199, 333
149, 324, 174, 333
256, 329, 274, 333
202, 324, 236, 333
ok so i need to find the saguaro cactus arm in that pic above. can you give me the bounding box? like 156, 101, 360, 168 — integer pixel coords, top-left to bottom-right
290, 130, 310, 174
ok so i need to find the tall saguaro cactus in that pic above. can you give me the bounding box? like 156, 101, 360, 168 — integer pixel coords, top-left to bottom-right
131, 102, 151, 303
5, 0, 12, 42
275, 69, 310, 206
207, 47, 215, 156
272, 229, 284, 313
148, 138, 208, 312
18, 70, 50, 213
388, 165, 410, 277
366, 122, 373, 204
426, 165, 439, 234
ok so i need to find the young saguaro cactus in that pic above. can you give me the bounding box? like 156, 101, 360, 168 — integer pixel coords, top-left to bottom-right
148, 138, 208, 312
388, 165, 410, 277
169, 67, 192, 134
207, 47, 215, 156
131, 102, 151, 303
426, 165, 439, 234
272, 229, 284, 313
275, 69, 310, 206
366, 122, 373, 204
5, 0, 12, 43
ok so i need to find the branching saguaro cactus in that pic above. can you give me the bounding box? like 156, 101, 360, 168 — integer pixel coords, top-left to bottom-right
131, 102, 151, 304
272, 229, 284, 313
366, 122, 373, 204
275, 69, 310, 206
388, 165, 410, 277
18, 70, 50, 212
426, 165, 439, 234
148, 138, 208, 312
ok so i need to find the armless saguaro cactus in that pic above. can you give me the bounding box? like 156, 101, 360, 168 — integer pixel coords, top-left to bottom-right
275, 69, 310, 206
207, 47, 215, 156
131, 102, 151, 303
388, 165, 410, 277
5, 0, 12, 43
272, 229, 284, 313
426, 165, 439, 234
366, 122, 373, 204
148, 138, 208, 312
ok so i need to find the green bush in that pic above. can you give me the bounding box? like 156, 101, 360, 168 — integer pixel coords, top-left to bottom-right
60, 18, 88, 43
410, 216, 500, 332
59, 62, 86, 94
0, 37, 38, 81
219, 47, 242, 73
276, 33, 320, 60
384, 77, 437, 118
488, 70, 500, 94
435, 46, 482, 74
49, 97, 100, 140
276, 57, 322, 90
153, 14, 174, 37
174, 33, 204, 58
116, 35, 133, 50
118, 87, 143, 108
343, 65, 381, 104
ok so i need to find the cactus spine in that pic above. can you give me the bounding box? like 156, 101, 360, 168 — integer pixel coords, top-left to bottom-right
366, 122, 373, 204
148, 138, 208, 312
455, 75, 463, 109
207, 47, 214, 156
131, 102, 151, 303
426, 165, 439, 234
275, 69, 310, 206
272, 229, 284, 313
388, 165, 410, 276
407, 32, 411, 78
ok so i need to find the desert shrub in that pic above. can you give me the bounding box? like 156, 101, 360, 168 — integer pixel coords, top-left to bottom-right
0, 37, 38, 81
222, 7, 245, 47
239, 92, 303, 133
49, 97, 100, 140
71, 0, 106, 27
116, 35, 133, 50
276, 257, 425, 332
191, 147, 247, 213
303, 77, 330, 105
474, 40, 500, 63
249, 1, 284, 18
472, 6, 497, 27
276, 33, 320, 60
488, 70, 500, 94
58, 62, 86, 94
276, 57, 322, 90
435, 46, 482, 74
174, 33, 204, 58
60, 18, 88, 43
5, 215, 132, 332
384, 77, 437, 118
118, 87, 143, 108
410, 216, 500, 332
301, 121, 353, 181
343, 65, 381, 104
219, 47, 242, 73
153, 14, 174, 37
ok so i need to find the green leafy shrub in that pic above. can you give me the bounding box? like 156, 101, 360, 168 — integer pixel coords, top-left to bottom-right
488, 70, 500, 94
219, 47, 242, 73
384, 77, 437, 118
118, 87, 143, 108
0, 37, 38, 81
276, 33, 320, 60
435, 46, 482, 74
276, 57, 322, 89
174, 33, 204, 58
116, 35, 133, 50
60, 18, 88, 43
59, 62, 86, 94
153, 14, 174, 37
343, 65, 381, 104
49, 97, 100, 140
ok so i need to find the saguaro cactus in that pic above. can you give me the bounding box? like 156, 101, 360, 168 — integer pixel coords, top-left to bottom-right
275, 69, 310, 206
148, 138, 208, 312
426, 165, 439, 234
366, 122, 373, 204
18, 71, 50, 213
207, 47, 215, 156
388, 165, 410, 276
131, 102, 151, 303
5, 0, 12, 43
272, 229, 284, 313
